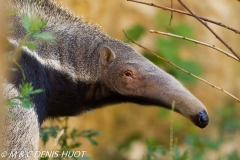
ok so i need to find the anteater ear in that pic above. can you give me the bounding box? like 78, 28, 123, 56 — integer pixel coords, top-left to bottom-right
100, 46, 116, 65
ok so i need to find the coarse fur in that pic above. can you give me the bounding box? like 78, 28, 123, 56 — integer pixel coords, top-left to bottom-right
2, 0, 209, 159
1, 83, 39, 160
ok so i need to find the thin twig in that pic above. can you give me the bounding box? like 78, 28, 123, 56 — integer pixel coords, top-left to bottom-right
169, 0, 173, 25
149, 30, 239, 62
169, 101, 175, 160
127, 0, 240, 35
52, 129, 64, 149
12, 59, 26, 80
123, 30, 240, 103
177, 0, 240, 60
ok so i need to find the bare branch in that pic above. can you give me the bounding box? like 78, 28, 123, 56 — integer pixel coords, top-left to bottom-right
177, 0, 240, 60
123, 30, 240, 103
127, 0, 240, 35
149, 30, 239, 62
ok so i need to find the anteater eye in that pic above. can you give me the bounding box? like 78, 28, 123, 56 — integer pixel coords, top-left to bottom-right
124, 71, 133, 77
125, 72, 132, 77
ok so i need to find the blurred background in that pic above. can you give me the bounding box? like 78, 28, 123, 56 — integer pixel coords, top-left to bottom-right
42, 0, 240, 160
30, 0, 240, 159
0, 0, 7, 155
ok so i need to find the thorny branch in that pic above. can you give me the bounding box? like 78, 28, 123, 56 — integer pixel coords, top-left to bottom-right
127, 0, 240, 35
177, 0, 240, 60
149, 30, 239, 62
123, 30, 240, 103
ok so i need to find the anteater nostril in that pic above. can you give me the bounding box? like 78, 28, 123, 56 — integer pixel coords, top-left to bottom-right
199, 114, 207, 123
199, 110, 209, 123
193, 110, 209, 128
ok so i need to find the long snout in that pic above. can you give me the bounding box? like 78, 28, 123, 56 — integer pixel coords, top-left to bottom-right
144, 67, 209, 128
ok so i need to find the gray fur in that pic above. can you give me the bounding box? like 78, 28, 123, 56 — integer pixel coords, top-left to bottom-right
1, 83, 39, 160
3, 0, 208, 158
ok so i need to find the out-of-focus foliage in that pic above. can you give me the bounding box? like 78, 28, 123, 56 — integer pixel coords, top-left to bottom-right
39, 0, 240, 159
185, 135, 220, 160
142, 140, 166, 160
124, 24, 146, 43
115, 12, 240, 160
116, 104, 240, 160
40, 117, 100, 160
125, 12, 201, 85
214, 105, 240, 134
37, 9, 240, 159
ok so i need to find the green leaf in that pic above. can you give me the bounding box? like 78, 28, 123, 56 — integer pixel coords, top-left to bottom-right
49, 126, 59, 138
22, 41, 36, 51
5, 112, 16, 120
85, 137, 98, 146
21, 99, 33, 109
79, 129, 100, 146
29, 89, 44, 94
168, 23, 194, 47
124, 24, 146, 43
118, 133, 141, 150
7, 99, 20, 107
30, 18, 46, 32
155, 38, 179, 62
143, 52, 165, 66
169, 23, 194, 39
21, 14, 31, 32
155, 147, 166, 155
69, 142, 81, 148
21, 14, 47, 33
70, 128, 78, 140
19, 83, 33, 95
206, 140, 220, 150
173, 146, 181, 159
41, 132, 49, 146
180, 150, 188, 160
32, 31, 55, 40
171, 60, 201, 84
80, 129, 101, 137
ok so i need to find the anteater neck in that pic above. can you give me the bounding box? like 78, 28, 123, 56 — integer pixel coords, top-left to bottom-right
46, 67, 115, 118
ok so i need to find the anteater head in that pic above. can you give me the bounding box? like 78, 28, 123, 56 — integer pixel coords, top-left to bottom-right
98, 39, 208, 128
